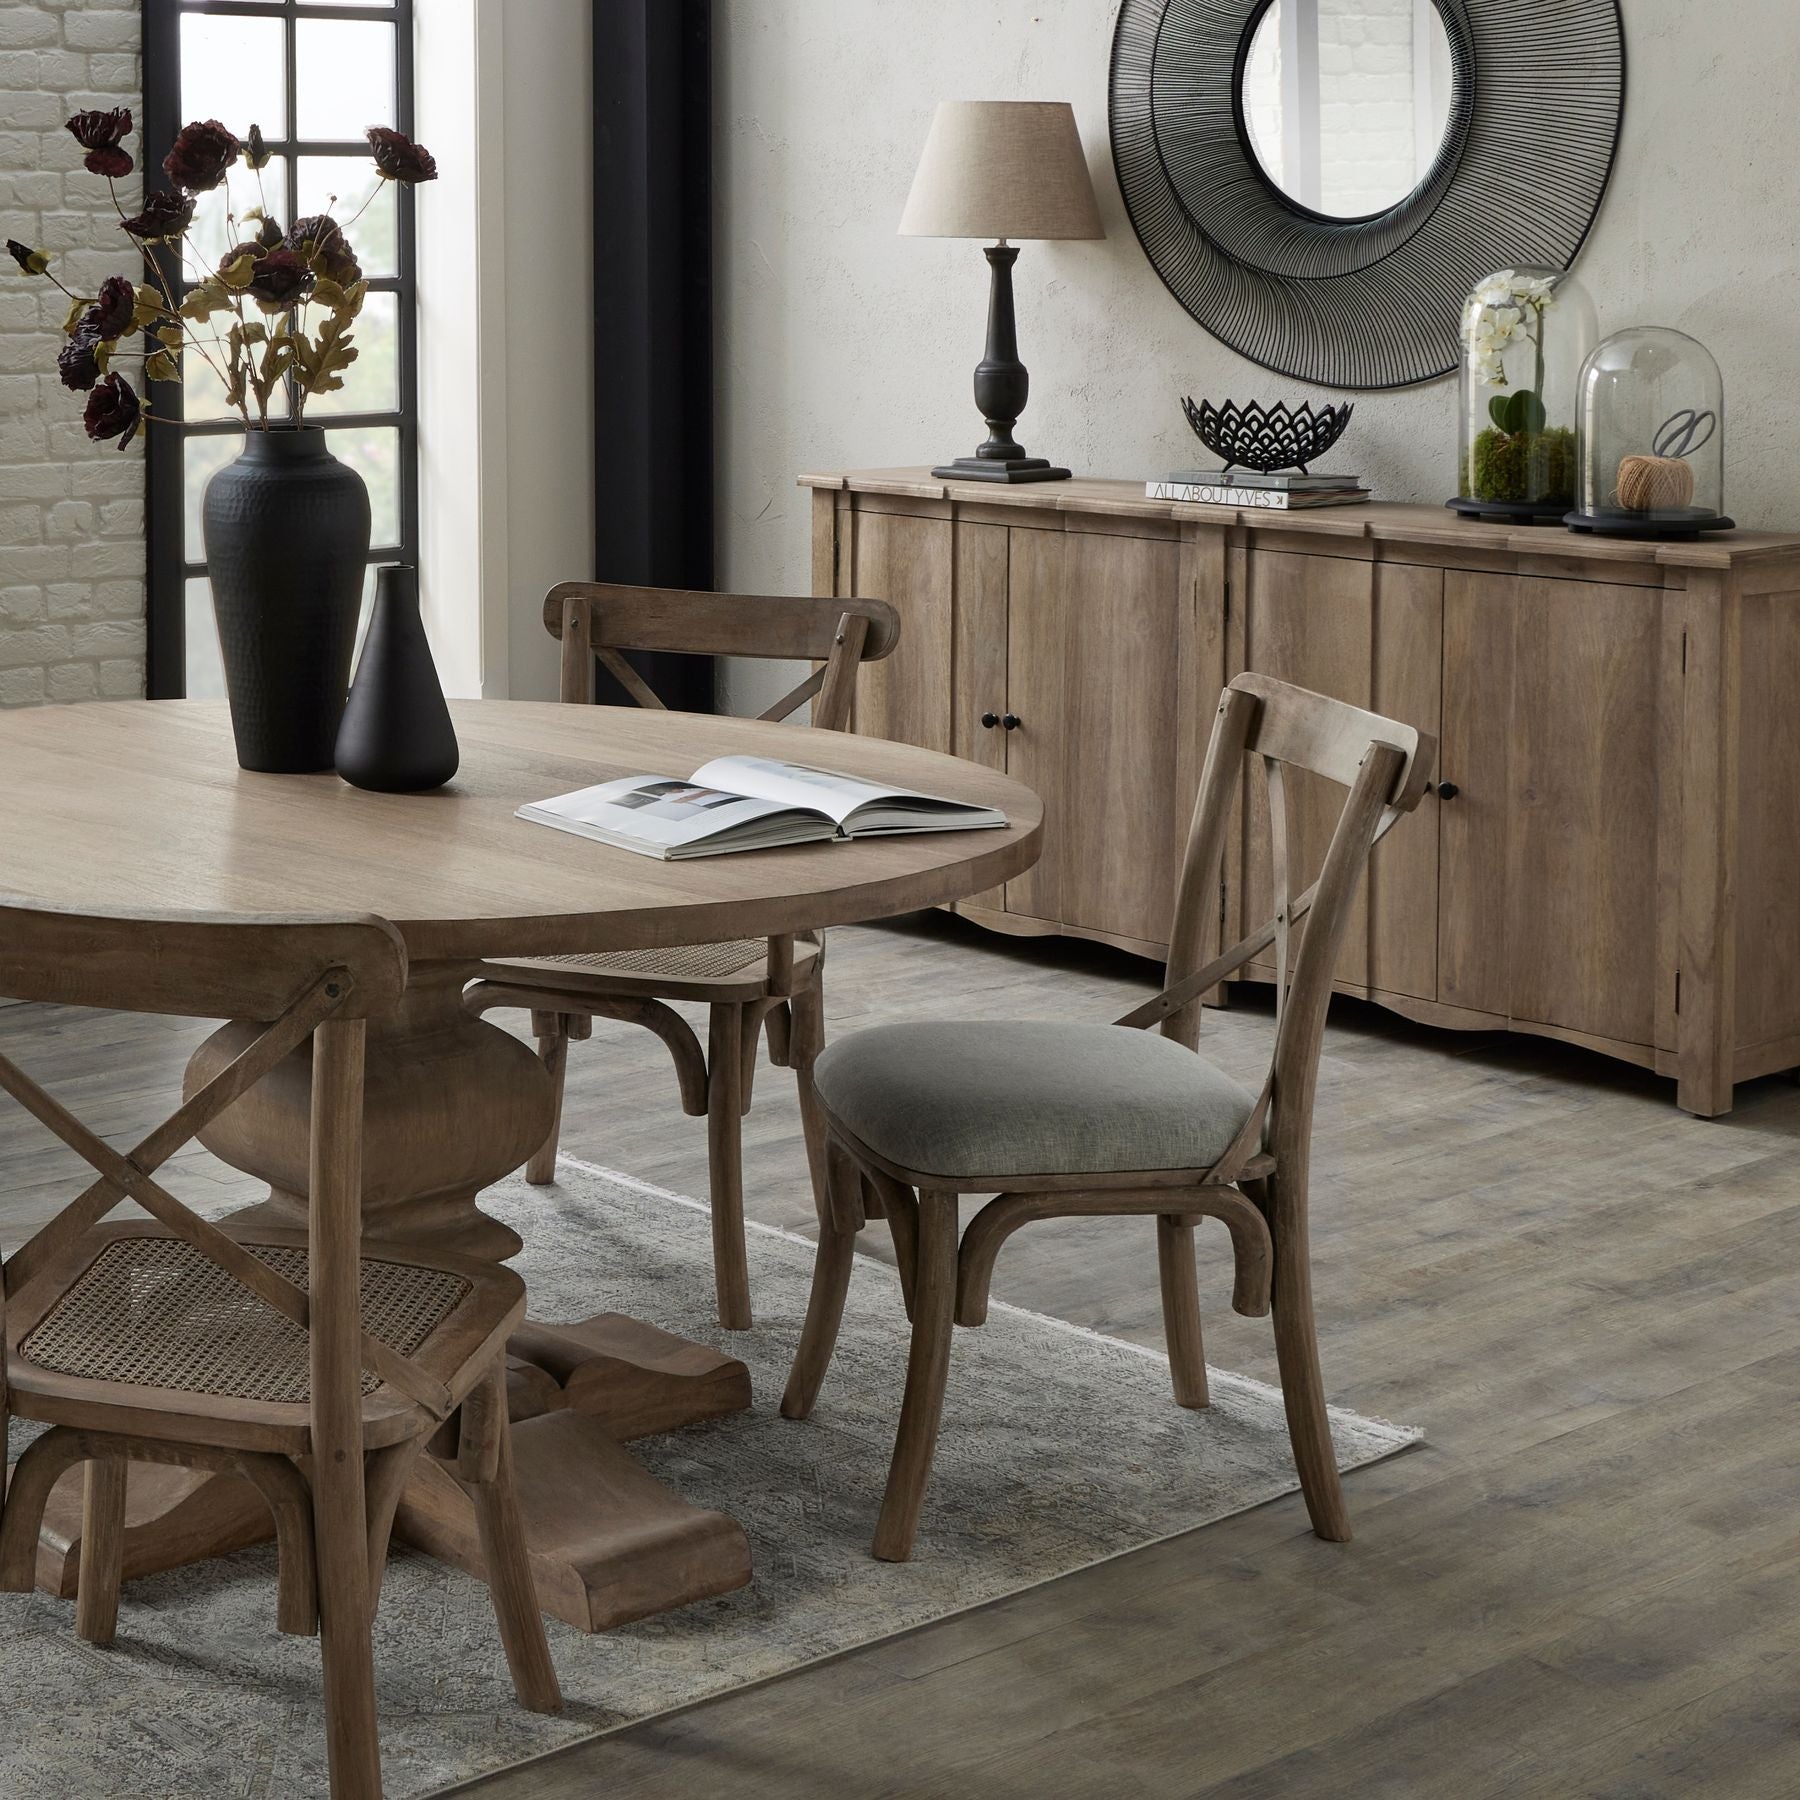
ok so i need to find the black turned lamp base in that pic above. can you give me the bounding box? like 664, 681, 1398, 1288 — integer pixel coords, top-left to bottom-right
933, 455, 1071, 484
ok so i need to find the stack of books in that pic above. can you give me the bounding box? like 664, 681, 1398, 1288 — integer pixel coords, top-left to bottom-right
1145, 469, 1371, 510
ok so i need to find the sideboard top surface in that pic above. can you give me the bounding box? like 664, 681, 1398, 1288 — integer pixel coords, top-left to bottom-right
801, 469, 1800, 573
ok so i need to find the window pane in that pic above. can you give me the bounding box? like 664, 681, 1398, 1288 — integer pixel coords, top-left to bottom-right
296, 20, 395, 139
183, 329, 292, 425
183, 431, 244, 563
180, 13, 286, 141
296, 158, 396, 277
326, 428, 401, 548
185, 162, 288, 286
303, 290, 398, 417
185, 576, 226, 700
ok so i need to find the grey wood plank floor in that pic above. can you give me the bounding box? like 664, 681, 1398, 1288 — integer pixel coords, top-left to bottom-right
4, 913, 1799, 1799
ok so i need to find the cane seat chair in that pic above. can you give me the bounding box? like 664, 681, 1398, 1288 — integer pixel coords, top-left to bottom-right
466, 582, 901, 1330
780, 672, 1435, 1562
0, 903, 559, 1798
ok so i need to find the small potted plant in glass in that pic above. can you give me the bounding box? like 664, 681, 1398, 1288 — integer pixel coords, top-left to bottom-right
1448, 265, 1597, 526
6, 111, 436, 772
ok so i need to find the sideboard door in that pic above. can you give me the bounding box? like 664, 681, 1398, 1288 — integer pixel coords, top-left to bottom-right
846, 507, 953, 753
1238, 548, 1376, 991
1002, 524, 1204, 950
1235, 549, 1443, 1001
1440, 571, 1665, 1048
1057, 528, 1194, 948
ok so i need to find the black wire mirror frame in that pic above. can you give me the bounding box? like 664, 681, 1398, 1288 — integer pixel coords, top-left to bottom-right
1109, 0, 1626, 390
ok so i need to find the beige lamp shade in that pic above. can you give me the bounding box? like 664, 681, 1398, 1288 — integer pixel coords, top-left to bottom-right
900, 101, 1104, 241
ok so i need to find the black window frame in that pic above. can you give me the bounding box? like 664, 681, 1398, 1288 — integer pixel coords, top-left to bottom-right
142, 0, 419, 699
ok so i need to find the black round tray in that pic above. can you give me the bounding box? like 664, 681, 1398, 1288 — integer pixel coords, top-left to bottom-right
1563, 508, 1736, 541
1446, 496, 1571, 526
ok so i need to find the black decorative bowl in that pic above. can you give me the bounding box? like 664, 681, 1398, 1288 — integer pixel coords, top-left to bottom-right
1181, 396, 1355, 475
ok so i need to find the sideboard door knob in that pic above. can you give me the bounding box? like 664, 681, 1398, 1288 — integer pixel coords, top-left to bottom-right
1002, 713, 1021, 730
1436, 780, 1459, 800
980, 711, 1000, 729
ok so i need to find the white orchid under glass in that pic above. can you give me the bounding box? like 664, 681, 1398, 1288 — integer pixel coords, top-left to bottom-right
1457, 264, 1595, 510
1467, 268, 1556, 395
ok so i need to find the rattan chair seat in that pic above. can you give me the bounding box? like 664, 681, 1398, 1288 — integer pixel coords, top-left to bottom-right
18, 1236, 471, 1407
497, 939, 772, 985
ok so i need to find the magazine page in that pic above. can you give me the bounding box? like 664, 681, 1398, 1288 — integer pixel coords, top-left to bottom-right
690, 755, 986, 828
520, 774, 819, 851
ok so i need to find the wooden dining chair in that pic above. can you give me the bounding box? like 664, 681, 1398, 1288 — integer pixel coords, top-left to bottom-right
466, 582, 901, 1330
779, 671, 1435, 1561
0, 902, 559, 1799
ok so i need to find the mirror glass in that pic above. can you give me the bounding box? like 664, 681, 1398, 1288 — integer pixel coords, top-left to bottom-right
1241, 0, 1454, 218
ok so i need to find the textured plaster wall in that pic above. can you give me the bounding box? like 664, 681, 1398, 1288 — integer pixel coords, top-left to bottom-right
713, 0, 1800, 705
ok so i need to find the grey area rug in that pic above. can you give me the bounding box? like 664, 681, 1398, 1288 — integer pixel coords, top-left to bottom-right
0, 1157, 1420, 1798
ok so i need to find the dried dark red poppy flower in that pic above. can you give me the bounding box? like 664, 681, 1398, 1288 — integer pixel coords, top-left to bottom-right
286, 214, 362, 287
119, 191, 196, 242
6, 238, 49, 275
242, 123, 273, 172
163, 119, 240, 193
84, 273, 137, 340
57, 329, 101, 392
247, 247, 315, 309
83, 371, 141, 447
366, 126, 437, 184
67, 107, 134, 178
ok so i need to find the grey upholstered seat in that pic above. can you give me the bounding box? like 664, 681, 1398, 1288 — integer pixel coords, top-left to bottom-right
811, 1020, 1257, 1182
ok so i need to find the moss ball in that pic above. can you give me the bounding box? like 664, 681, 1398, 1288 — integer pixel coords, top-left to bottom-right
1468, 425, 1576, 505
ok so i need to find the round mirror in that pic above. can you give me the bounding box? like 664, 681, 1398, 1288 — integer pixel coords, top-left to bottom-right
1239, 0, 1455, 219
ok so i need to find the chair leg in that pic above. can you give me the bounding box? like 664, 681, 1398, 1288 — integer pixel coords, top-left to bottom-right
872, 1189, 959, 1563
706, 1002, 753, 1330
466, 1364, 562, 1715
780, 1215, 857, 1421
790, 982, 830, 1214
1156, 1215, 1210, 1409
781, 1132, 865, 1420
525, 1012, 571, 1186
74, 1457, 127, 1647
310, 1448, 384, 1798
1269, 1217, 1350, 1543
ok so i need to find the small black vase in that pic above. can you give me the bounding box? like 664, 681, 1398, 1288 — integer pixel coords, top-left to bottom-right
203, 424, 371, 773
334, 564, 460, 792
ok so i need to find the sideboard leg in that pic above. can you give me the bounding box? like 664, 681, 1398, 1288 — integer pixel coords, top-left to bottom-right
1675, 572, 1739, 1119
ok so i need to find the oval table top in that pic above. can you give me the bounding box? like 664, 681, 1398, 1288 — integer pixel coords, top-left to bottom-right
0, 700, 1043, 962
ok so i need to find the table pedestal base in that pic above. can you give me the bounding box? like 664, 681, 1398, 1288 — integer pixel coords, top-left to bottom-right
36, 1314, 754, 1629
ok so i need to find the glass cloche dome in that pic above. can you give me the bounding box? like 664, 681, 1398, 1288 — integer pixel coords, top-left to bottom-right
1450, 266, 1598, 524
1566, 328, 1733, 537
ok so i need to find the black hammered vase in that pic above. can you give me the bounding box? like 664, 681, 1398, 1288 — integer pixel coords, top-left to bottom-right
334, 563, 460, 792
202, 425, 370, 772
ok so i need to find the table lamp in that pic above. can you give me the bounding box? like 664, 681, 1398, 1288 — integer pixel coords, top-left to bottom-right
901, 100, 1104, 482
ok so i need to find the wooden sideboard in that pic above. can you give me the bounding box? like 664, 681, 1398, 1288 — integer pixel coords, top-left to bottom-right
802, 468, 1800, 1116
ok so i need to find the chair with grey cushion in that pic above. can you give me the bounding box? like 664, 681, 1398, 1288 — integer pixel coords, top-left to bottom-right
779, 671, 1435, 1561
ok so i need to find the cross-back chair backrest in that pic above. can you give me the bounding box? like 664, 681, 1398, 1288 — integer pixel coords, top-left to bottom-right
0, 903, 455, 1423
1119, 673, 1435, 1186
544, 582, 902, 731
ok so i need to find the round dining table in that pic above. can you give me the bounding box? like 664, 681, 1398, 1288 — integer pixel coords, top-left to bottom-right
0, 698, 1043, 1630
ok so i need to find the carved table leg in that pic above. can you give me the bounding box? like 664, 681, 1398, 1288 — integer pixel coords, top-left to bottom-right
35, 962, 754, 1630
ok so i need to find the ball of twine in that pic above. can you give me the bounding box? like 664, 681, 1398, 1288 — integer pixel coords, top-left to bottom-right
1616, 454, 1695, 511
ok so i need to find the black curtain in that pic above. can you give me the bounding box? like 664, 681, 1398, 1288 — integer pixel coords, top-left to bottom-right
591, 0, 714, 711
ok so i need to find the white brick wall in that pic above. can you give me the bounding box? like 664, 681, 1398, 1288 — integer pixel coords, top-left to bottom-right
0, 0, 146, 708
1317, 0, 1423, 218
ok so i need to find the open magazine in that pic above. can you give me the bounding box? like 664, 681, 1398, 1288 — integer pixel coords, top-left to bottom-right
516, 755, 1008, 861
